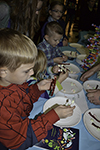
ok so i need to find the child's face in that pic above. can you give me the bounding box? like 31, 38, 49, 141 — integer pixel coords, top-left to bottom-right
49, 5, 63, 21
45, 32, 63, 47
2, 62, 35, 86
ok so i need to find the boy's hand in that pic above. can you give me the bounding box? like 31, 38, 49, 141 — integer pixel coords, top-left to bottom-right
52, 65, 59, 74
62, 55, 68, 62
57, 71, 69, 83
53, 57, 63, 64
37, 79, 52, 91
54, 105, 75, 119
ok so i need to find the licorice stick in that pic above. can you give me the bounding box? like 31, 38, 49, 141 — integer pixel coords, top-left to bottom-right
49, 76, 56, 96
92, 122, 100, 129
58, 63, 70, 65
95, 85, 98, 89
88, 112, 100, 123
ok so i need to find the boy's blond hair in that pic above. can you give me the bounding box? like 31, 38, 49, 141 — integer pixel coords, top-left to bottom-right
44, 21, 64, 37
0, 28, 37, 71
34, 49, 47, 79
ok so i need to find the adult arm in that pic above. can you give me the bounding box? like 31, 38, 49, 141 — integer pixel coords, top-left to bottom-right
80, 63, 100, 82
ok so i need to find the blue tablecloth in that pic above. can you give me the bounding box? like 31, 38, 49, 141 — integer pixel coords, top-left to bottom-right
28, 45, 100, 150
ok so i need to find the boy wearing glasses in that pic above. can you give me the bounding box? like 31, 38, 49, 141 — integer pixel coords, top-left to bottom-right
41, 1, 68, 47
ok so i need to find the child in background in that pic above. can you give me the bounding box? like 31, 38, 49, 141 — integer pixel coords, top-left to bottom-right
0, 28, 75, 149
27, 49, 69, 96
37, 21, 68, 67
41, 1, 68, 47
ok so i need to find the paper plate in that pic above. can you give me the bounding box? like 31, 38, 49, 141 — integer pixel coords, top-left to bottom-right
66, 63, 80, 74
48, 63, 80, 77
69, 43, 83, 48
69, 43, 88, 54
43, 97, 82, 127
76, 54, 86, 60
76, 54, 86, 65
60, 77, 83, 94
83, 80, 100, 91
62, 51, 78, 58
77, 47, 89, 55
83, 108, 100, 141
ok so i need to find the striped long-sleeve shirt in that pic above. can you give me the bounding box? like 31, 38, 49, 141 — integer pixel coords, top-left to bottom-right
37, 38, 64, 67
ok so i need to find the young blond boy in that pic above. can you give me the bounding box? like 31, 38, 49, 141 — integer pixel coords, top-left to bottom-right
37, 21, 68, 67
0, 28, 75, 150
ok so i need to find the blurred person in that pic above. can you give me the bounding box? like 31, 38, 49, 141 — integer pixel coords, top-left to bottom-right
10, 0, 43, 40
0, 0, 10, 28
78, 0, 97, 32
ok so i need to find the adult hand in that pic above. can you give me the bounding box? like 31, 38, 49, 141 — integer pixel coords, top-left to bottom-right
80, 64, 100, 82
86, 89, 100, 105
80, 69, 94, 82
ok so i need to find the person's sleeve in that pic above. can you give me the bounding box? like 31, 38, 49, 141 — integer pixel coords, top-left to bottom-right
55, 47, 64, 57
27, 77, 37, 86
30, 109, 59, 142
54, 80, 63, 94
28, 83, 45, 103
47, 58, 55, 67
17, 110, 59, 149
37, 44, 55, 67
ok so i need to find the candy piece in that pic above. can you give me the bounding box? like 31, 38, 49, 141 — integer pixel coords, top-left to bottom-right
63, 89, 66, 93
71, 89, 76, 93
71, 100, 74, 104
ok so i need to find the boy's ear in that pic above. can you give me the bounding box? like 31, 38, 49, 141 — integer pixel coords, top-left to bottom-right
49, 10, 52, 15
44, 35, 49, 41
0, 67, 8, 78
